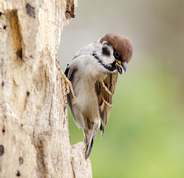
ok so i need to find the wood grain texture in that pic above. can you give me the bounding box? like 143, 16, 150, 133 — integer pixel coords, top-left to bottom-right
0, 0, 92, 177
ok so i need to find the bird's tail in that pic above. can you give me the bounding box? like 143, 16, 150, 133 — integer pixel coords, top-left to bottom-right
84, 122, 99, 159
85, 137, 94, 159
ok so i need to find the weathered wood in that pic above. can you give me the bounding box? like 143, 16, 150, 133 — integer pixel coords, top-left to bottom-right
0, 0, 92, 177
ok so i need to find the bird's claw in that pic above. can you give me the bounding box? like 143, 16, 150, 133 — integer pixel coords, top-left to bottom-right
101, 81, 112, 95
102, 96, 112, 108
61, 70, 77, 103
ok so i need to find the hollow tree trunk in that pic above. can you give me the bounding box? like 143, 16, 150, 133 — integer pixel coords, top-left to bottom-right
0, 0, 92, 178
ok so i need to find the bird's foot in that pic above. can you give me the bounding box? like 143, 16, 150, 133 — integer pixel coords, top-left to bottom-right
101, 81, 112, 95
61, 70, 77, 104
102, 96, 112, 108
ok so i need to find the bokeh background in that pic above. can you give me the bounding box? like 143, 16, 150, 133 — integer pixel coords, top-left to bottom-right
58, 0, 184, 178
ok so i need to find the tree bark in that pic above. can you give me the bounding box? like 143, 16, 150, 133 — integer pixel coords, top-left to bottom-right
0, 0, 92, 178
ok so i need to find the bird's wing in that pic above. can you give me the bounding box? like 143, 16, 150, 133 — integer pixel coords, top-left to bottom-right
95, 73, 118, 132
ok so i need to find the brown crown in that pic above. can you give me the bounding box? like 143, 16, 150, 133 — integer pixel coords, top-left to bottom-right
100, 33, 133, 62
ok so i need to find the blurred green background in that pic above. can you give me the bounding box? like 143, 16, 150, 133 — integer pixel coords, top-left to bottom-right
59, 0, 184, 177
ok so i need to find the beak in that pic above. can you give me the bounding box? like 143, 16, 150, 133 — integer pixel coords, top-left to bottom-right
115, 61, 128, 74
122, 61, 128, 73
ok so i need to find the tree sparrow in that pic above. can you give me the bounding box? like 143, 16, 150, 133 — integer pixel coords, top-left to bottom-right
65, 33, 133, 159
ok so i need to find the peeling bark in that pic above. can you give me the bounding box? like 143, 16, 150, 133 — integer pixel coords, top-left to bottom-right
0, 0, 92, 178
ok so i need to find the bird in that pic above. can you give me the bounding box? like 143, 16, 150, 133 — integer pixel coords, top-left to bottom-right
65, 33, 133, 159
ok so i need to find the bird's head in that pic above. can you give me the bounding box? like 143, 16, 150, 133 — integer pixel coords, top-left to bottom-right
100, 33, 133, 74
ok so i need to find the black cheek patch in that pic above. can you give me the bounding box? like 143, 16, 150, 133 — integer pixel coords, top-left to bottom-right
102, 46, 111, 56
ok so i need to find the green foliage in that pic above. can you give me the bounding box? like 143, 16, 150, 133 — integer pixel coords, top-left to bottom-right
68, 61, 184, 178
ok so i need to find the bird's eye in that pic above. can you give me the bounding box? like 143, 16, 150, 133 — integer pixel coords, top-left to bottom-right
113, 50, 121, 60
102, 46, 111, 56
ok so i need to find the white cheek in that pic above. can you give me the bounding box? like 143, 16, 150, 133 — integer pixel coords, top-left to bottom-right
101, 47, 115, 64
104, 56, 115, 64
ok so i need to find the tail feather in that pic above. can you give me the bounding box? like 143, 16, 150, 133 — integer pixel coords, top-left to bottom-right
85, 138, 94, 159
84, 121, 99, 159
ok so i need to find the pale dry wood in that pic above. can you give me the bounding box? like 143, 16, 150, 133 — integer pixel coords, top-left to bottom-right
0, 0, 92, 178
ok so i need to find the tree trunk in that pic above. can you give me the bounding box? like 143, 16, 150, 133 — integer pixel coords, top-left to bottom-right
0, 0, 92, 178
